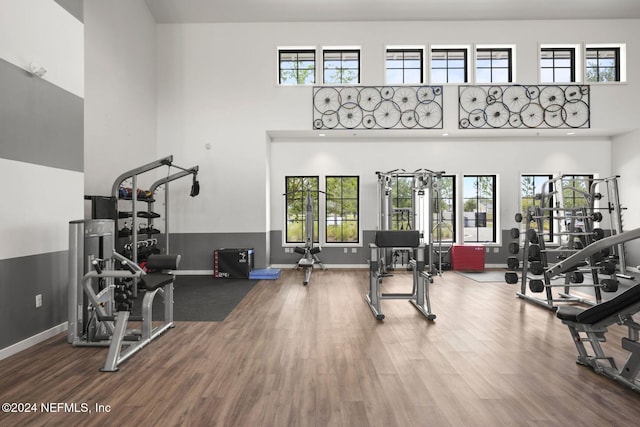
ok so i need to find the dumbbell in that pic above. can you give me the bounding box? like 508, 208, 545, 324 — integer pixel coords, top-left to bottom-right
509, 227, 539, 243
505, 272, 519, 284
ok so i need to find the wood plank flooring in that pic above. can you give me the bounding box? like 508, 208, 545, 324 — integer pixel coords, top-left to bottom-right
1, 269, 639, 426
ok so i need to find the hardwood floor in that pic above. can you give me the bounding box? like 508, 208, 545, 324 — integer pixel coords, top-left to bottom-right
1, 269, 639, 426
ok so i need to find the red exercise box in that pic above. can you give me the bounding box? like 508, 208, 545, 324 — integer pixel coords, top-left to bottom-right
451, 245, 485, 271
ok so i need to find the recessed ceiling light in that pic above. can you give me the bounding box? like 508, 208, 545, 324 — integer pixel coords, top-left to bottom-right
442, 133, 449, 136
318, 133, 325, 137
567, 132, 575, 135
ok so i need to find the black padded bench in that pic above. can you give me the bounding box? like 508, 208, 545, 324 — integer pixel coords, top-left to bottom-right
556, 284, 640, 325
556, 284, 640, 393
141, 254, 180, 290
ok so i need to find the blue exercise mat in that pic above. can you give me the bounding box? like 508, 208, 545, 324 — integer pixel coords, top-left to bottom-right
249, 268, 281, 280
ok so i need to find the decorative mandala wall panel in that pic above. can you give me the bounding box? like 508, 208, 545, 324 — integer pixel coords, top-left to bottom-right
313, 86, 443, 130
458, 85, 590, 129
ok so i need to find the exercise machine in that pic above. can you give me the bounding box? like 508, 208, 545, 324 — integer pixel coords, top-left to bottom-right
68, 219, 180, 372
507, 174, 631, 309
284, 186, 326, 285
556, 283, 640, 393
376, 169, 445, 275
365, 230, 436, 321
109, 156, 198, 296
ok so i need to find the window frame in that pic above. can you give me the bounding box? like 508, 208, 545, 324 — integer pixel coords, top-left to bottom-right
475, 46, 514, 83
585, 45, 624, 83
539, 46, 576, 83
322, 48, 361, 85
462, 175, 497, 243
385, 47, 424, 84
284, 176, 320, 244
278, 48, 316, 86
521, 174, 554, 242
430, 47, 469, 84
325, 176, 360, 244
434, 175, 457, 243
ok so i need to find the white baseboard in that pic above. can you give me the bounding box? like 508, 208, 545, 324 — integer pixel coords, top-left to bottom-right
0, 322, 67, 361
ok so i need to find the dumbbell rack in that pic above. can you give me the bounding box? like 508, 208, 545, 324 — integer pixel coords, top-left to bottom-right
507, 209, 619, 310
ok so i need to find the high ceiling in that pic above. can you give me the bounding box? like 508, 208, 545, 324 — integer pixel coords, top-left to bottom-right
144, 0, 640, 23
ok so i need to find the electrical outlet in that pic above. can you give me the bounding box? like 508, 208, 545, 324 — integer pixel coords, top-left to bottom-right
35, 294, 42, 308
344, 248, 348, 253
351, 247, 357, 253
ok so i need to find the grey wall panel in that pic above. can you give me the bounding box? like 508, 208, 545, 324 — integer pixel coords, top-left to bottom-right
168, 233, 267, 270
0, 58, 83, 172
0, 251, 68, 349
55, 0, 83, 22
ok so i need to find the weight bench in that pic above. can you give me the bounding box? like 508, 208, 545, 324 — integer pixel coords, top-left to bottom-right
101, 254, 180, 372
556, 284, 640, 392
365, 230, 436, 321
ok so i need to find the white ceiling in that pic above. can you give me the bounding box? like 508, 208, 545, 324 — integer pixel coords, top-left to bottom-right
144, 0, 640, 23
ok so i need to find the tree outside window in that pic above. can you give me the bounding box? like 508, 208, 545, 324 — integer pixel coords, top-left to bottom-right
279, 50, 315, 85
323, 50, 360, 84
326, 176, 359, 243
586, 48, 620, 82
285, 176, 319, 243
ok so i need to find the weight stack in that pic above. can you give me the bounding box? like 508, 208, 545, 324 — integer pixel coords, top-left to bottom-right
213, 248, 254, 278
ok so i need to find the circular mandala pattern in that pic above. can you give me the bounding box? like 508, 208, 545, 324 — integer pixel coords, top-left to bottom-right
457, 84, 589, 130
313, 86, 443, 129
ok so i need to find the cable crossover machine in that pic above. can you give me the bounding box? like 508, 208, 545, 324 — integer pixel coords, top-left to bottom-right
365, 168, 445, 321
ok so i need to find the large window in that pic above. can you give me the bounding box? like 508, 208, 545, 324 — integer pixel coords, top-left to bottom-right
279, 49, 315, 85
434, 175, 456, 242
431, 48, 468, 83
386, 48, 423, 84
521, 175, 553, 241
586, 47, 621, 82
476, 47, 513, 83
323, 49, 360, 84
391, 175, 414, 230
561, 175, 594, 209
285, 176, 319, 244
463, 175, 496, 243
326, 176, 359, 243
540, 47, 575, 83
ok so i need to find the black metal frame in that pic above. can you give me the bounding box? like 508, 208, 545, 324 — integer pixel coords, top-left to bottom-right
458, 84, 590, 129
313, 85, 443, 130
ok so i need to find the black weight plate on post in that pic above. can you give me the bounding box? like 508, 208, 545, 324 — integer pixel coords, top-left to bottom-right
508, 242, 520, 255
529, 261, 544, 275
529, 279, 545, 293
528, 244, 541, 262
601, 279, 619, 292
505, 272, 519, 284
507, 256, 519, 270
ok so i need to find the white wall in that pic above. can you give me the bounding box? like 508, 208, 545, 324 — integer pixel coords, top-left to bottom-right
84, 0, 158, 197
0, 0, 83, 97
0, 0, 83, 260
156, 19, 638, 249
611, 129, 640, 268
